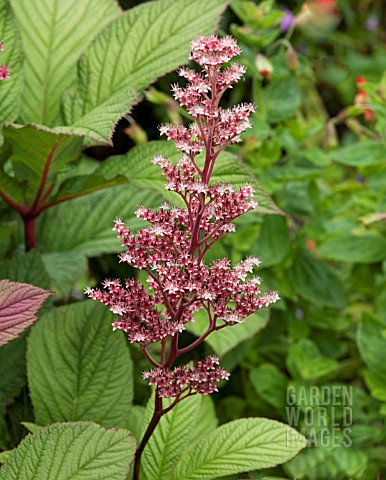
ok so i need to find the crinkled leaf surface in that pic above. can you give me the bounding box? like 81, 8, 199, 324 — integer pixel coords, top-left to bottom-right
188, 308, 269, 356
0, 0, 23, 122
0, 279, 51, 347
28, 300, 134, 428
10, 0, 121, 126
142, 395, 202, 480
2, 126, 81, 203
0, 422, 135, 479
99, 141, 282, 215
173, 418, 307, 480
36, 184, 161, 256
61, 0, 228, 142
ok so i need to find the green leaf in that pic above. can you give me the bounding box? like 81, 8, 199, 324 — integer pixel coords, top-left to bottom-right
0, 249, 50, 289
50, 172, 128, 203
125, 405, 145, 443
37, 184, 161, 256
188, 308, 269, 356
28, 300, 134, 428
290, 247, 346, 309
0, 337, 26, 401
41, 251, 87, 295
174, 418, 307, 480
330, 141, 386, 167
287, 338, 339, 381
10, 0, 121, 126
284, 448, 338, 480
56, 88, 138, 144
0, 0, 23, 122
99, 141, 282, 216
64, 0, 228, 142
0, 450, 12, 464
264, 78, 302, 123
363, 370, 386, 401
142, 395, 202, 480
251, 215, 290, 267
0, 422, 135, 479
250, 363, 288, 411
20, 422, 42, 434
318, 234, 386, 263
357, 313, 386, 374
332, 448, 367, 478
4, 126, 81, 202
188, 395, 218, 450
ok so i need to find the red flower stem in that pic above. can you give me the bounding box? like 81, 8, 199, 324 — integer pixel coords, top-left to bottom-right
133, 389, 163, 480
31, 140, 60, 212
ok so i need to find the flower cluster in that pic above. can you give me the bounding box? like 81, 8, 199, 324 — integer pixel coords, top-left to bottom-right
143, 356, 229, 398
0, 42, 10, 80
86, 35, 279, 399
160, 35, 254, 166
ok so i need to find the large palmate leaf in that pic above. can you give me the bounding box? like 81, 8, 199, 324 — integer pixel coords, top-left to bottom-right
0, 279, 51, 346
173, 418, 307, 479
3, 125, 82, 202
0, 422, 135, 479
99, 141, 282, 215
9, 0, 121, 126
36, 184, 161, 256
28, 300, 133, 428
61, 0, 228, 142
0, 0, 23, 122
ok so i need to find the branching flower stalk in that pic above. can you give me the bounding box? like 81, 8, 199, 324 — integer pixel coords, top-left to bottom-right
86, 35, 279, 480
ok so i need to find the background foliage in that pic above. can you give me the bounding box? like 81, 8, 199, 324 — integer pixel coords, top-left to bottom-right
0, 0, 385, 478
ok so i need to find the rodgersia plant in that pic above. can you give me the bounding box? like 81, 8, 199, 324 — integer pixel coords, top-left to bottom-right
86, 34, 279, 479
0, 41, 10, 80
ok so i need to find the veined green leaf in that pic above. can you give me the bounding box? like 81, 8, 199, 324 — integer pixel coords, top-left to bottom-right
286, 338, 339, 381
99, 141, 283, 215
28, 300, 134, 428
56, 87, 138, 144
0, 0, 23, 122
4, 125, 81, 202
36, 184, 162, 256
41, 251, 87, 295
173, 418, 307, 479
10, 0, 121, 126
290, 247, 346, 309
188, 308, 269, 356
142, 395, 202, 480
65, 0, 228, 136
0, 422, 135, 479
330, 141, 386, 167
318, 234, 386, 263
250, 363, 288, 411
357, 313, 386, 374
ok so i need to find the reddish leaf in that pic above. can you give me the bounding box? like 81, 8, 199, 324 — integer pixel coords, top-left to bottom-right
0, 280, 51, 346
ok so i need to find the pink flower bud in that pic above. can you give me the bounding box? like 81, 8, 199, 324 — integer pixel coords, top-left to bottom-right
255, 54, 273, 80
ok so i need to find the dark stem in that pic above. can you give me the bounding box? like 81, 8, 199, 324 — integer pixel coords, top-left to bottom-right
133, 389, 163, 480
23, 215, 37, 251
